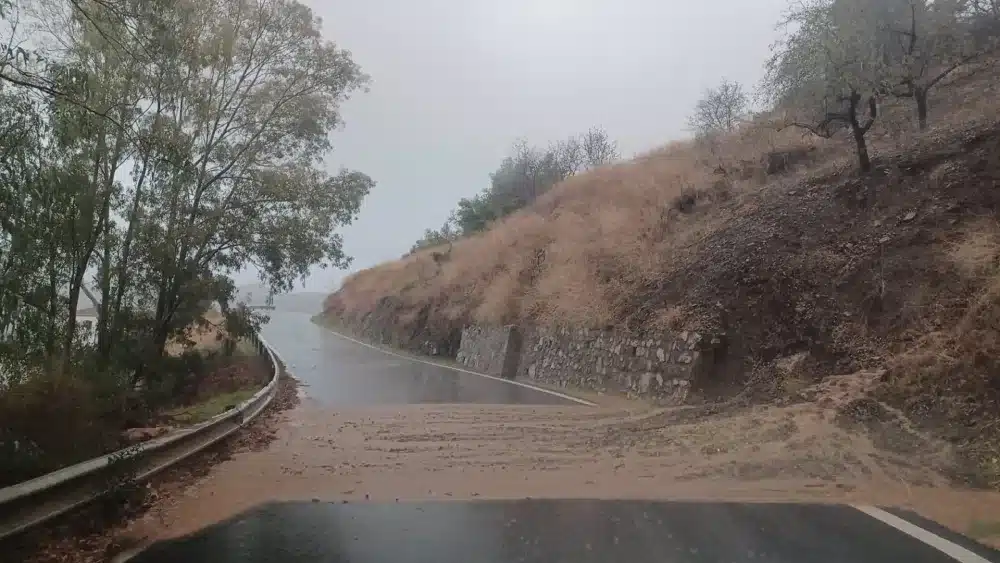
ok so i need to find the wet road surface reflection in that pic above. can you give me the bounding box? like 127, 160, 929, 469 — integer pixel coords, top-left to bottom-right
259, 312, 571, 406
128, 500, 1000, 563
128, 312, 1000, 562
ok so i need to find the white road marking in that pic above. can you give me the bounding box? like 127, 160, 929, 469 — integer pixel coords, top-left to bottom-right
853, 505, 995, 563
318, 325, 596, 406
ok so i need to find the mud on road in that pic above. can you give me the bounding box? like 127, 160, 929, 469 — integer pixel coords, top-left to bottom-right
117, 370, 1000, 552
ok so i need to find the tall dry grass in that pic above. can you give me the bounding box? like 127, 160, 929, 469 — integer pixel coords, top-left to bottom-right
331, 65, 1000, 331
333, 120, 840, 327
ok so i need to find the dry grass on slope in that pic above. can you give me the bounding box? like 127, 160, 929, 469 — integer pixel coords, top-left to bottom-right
329, 66, 1000, 337
331, 125, 845, 328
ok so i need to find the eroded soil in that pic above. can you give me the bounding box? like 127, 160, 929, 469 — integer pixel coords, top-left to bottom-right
114, 369, 1000, 554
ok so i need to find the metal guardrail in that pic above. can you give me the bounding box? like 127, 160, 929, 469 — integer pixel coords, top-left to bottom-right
0, 332, 282, 542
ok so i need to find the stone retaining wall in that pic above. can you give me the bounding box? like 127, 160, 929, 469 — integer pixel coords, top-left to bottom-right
455, 325, 519, 378
456, 324, 723, 403
325, 296, 461, 357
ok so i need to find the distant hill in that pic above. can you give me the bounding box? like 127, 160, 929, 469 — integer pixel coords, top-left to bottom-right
267, 292, 327, 314
235, 284, 328, 314
234, 283, 271, 306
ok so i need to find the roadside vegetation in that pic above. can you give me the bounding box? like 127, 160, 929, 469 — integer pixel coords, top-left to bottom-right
327, 0, 1000, 484
0, 0, 371, 486
163, 389, 255, 425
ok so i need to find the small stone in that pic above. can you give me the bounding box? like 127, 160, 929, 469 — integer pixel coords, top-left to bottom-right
656, 348, 666, 361
879, 236, 890, 244
902, 211, 917, 222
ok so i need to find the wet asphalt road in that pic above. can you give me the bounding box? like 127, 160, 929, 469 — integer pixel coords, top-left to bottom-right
131, 500, 1000, 563
129, 311, 1000, 562
259, 311, 571, 406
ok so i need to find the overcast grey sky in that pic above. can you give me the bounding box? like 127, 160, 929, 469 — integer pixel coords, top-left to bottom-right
258, 0, 790, 293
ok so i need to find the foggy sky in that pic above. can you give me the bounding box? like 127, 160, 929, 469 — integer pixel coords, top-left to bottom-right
241, 0, 790, 293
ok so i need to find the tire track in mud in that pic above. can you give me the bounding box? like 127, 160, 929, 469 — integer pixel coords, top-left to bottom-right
119, 374, 1000, 550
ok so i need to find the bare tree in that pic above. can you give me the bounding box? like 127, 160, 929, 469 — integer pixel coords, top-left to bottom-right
878, 0, 1000, 129
763, 0, 885, 172
688, 79, 748, 137
969, 0, 1000, 20
580, 126, 620, 168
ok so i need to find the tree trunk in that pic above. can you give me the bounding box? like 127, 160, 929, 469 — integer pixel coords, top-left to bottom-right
62, 268, 85, 372
97, 227, 112, 358
853, 129, 872, 173
46, 242, 58, 355
108, 126, 155, 360
915, 88, 929, 131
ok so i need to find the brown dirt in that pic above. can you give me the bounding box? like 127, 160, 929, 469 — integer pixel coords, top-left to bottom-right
104, 371, 1000, 555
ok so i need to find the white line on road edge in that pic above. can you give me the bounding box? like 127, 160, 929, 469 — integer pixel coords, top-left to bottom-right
853, 505, 995, 563
319, 326, 596, 406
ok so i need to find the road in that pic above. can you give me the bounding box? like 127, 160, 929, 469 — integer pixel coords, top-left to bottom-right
131, 500, 1000, 563
124, 311, 1000, 563
258, 311, 575, 406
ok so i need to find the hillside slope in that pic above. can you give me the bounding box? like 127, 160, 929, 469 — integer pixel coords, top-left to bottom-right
325, 80, 1000, 482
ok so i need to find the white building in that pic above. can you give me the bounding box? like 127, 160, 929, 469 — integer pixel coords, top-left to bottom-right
77, 313, 99, 346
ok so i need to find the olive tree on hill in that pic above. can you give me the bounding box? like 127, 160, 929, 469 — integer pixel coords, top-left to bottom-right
878, 0, 1000, 129
763, 0, 886, 172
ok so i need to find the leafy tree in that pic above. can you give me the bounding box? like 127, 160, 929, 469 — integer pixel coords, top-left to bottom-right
453, 190, 501, 235
431, 128, 619, 242
106, 0, 373, 366
411, 219, 458, 254
0, 0, 373, 386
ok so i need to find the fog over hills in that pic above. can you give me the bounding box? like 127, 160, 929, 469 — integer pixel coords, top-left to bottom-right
235, 284, 328, 315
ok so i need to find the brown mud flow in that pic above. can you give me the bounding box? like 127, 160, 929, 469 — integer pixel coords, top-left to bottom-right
120, 369, 1000, 552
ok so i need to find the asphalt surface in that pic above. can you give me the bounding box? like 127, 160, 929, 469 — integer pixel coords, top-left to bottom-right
151, 312, 997, 563
259, 311, 572, 406
129, 500, 1000, 563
